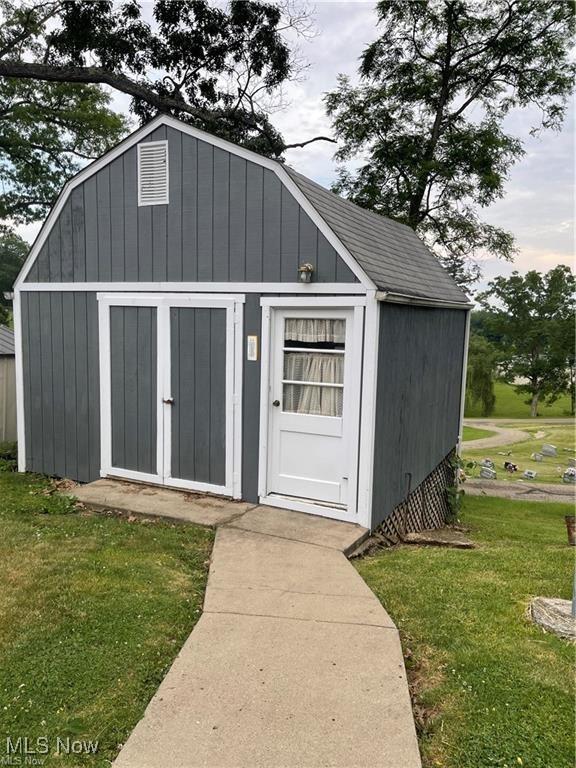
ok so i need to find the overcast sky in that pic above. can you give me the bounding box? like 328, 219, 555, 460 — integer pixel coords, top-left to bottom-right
19, 1, 574, 291
280, 1, 575, 291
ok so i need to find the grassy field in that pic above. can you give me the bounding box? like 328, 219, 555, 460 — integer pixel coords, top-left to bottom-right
0, 470, 213, 767
463, 423, 575, 485
465, 381, 573, 419
462, 425, 496, 442
357, 496, 574, 768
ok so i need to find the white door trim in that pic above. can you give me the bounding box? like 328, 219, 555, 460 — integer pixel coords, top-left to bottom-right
257, 296, 367, 526
97, 292, 243, 498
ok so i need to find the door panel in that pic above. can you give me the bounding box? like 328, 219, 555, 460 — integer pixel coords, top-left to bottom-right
268, 309, 355, 506
110, 305, 157, 475
170, 306, 227, 486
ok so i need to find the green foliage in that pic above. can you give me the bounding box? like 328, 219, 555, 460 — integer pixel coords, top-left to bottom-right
0, 0, 300, 162
0, 469, 213, 767
0, 441, 17, 471
0, 77, 127, 225
325, 0, 575, 288
465, 333, 498, 416
0, 232, 28, 323
357, 495, 574, 768
478, 265, 576, 416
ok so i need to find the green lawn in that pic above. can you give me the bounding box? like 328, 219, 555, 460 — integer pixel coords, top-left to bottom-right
463, 423, 575, 485
357, 496, 574, 768
465, 381, 573, 419
0, 470, 213, 767
462, 425, 496, 442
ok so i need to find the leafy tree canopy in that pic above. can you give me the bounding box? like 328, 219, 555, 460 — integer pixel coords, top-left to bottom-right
466, 332, 498, 417
0, 0, 314, 160
326, 0, 575, 289
0, 0, 322, 228
477, 265, 575, 417
0, 231, 28, 324
0, 77, 127, 224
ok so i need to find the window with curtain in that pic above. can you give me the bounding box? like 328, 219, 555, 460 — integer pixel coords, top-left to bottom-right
282, 318, 345, 417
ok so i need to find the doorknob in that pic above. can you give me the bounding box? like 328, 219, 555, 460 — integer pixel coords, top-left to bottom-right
272, 399, 280, 407
163, 397, 175, 405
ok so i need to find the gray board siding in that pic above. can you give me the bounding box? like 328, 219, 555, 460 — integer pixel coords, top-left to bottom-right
170, 306, 226, 487
371, 303, 466, 528
21, 292, 100, 482
26, 126, 357, 285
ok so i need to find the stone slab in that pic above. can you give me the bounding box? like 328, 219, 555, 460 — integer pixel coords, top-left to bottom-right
228, 504, 369, 554
403, 528, 475, 549
73, 479, 252, 527
113, 612, 421, 768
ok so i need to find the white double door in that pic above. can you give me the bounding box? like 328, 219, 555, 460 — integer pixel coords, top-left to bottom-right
266, 307, 362, 510
99, 293, 242, 497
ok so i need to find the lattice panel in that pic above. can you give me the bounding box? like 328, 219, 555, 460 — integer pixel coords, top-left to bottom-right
376, 452, 456, 544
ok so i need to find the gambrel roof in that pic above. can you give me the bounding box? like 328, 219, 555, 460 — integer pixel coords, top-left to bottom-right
16, 114, 470, 306
284, 167, 468, 305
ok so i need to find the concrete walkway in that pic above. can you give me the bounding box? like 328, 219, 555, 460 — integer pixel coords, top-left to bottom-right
78, 482, 421, 768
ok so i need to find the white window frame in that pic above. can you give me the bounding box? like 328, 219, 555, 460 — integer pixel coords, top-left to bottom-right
137, 140, 169, 206
258, 295, 371, 527
97, 292, 244, 498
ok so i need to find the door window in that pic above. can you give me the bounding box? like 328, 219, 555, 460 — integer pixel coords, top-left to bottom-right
282, 318, 345, 417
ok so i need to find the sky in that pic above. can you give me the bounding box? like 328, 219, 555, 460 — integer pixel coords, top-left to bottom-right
17, 1, 575, 292
279, 1, 575, 291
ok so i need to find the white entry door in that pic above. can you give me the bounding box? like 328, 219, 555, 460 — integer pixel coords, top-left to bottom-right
267, 307, 361, 510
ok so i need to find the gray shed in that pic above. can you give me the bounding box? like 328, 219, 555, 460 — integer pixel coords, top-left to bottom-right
0, 325, 16, 443
13, 115, 471, 531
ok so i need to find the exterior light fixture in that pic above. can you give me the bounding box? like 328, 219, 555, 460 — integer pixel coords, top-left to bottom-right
298, 263, 314, 283
3, 292, 14, 301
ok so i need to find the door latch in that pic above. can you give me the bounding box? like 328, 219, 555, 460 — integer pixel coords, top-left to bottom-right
272, 399, 280, 407
163, 397, 175, 405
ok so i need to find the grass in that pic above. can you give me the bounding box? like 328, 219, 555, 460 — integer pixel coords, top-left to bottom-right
463, 423, 575, 485
465, 381, 573, 419
0, 470, 214, 767
357, 496, 574, 768
462, 425, 496, 442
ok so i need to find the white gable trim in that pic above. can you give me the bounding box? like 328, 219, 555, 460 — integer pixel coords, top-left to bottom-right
14, 114, 374, 290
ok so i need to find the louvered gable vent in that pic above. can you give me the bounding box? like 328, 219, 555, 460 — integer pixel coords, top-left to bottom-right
138, 141, 169, 205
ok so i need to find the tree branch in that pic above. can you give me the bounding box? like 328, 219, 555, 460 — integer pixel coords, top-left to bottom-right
283, 135, 336, 150
0, 59, 334, 155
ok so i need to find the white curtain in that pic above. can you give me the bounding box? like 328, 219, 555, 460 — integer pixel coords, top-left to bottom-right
282, 319, 345, 416
284, 318, 345, 345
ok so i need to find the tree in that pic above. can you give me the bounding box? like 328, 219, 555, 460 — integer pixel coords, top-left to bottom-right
465, 332, 498, 416
325, 0, 575, 289
0, 231, 28, 325
0, 0, 323, 162
477, 266, 576, 417
0, 77, 127, 225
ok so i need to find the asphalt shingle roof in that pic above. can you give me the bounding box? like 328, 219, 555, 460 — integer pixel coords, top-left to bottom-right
0, 325, 14, 356
284, 167, 469, 304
